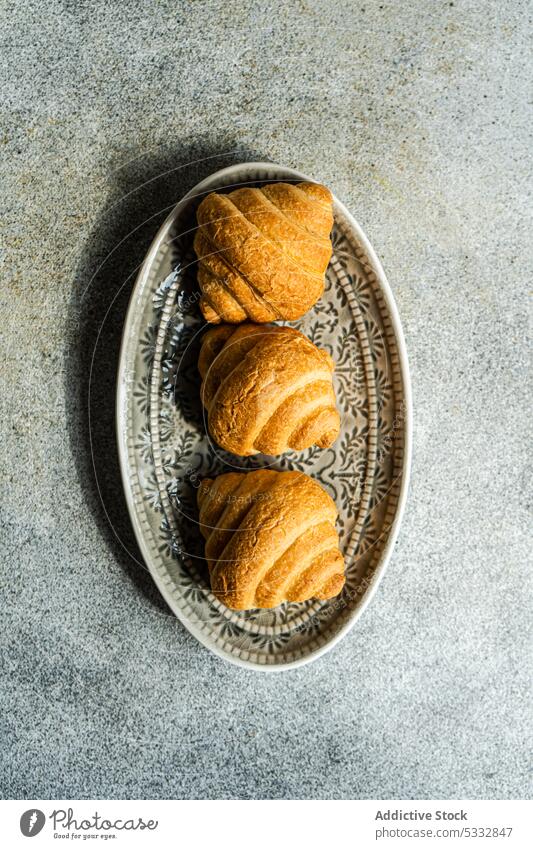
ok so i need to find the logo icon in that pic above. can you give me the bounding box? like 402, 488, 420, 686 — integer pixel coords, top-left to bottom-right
20, 810, 45, 837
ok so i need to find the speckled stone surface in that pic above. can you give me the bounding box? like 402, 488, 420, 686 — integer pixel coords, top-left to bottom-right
0, 0, 530, 799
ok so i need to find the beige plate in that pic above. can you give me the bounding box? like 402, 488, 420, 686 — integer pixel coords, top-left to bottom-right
116, 162, 412, 671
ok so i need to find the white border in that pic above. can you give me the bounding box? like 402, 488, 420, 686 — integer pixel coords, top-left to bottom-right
5, 800, 530, 847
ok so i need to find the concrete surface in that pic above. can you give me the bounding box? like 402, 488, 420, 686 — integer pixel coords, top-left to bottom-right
0, 0, 531, 799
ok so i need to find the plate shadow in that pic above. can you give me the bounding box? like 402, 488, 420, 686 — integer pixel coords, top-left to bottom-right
65, 138, 268, 612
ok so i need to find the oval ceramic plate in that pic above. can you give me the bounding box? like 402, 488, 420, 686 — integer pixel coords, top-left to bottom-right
117, 162, 412, 671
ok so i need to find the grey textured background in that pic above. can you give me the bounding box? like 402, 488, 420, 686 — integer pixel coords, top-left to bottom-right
1, 0, 531, 800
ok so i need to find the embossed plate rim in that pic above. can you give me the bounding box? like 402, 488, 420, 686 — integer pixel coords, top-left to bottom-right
116, 161, 412, 672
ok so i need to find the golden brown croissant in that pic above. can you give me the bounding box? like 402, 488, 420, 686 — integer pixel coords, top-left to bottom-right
193, 181, 334, 323
198, 323, 341, 456
197, 470, 345, 610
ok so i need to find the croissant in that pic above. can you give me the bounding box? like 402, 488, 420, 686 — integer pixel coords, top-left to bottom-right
193, 181, 334, 323
198, 323, 341, 456
197, 470, 345, 610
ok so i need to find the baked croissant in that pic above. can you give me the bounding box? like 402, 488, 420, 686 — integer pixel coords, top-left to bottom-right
197, 470, 345, 610
198, 323, 341, 456
193, 181, 334, 323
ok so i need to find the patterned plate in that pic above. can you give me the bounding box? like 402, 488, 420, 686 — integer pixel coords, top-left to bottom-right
116, 162, 411, 670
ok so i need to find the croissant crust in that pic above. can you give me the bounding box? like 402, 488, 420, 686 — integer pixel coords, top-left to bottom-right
194, 181, 334, 323
198, 470, 345, 610
199, 323, 341, 456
